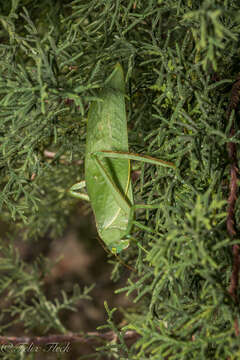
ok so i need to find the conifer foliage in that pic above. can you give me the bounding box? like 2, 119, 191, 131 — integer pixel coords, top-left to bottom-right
1, 0, 240, 359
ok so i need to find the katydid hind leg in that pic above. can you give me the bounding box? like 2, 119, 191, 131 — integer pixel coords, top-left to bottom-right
93, 154, 132, 214
91, 150, 174, 215
93, 150, 175, 169
92, 151, 167, 250
93, 152, 165, 229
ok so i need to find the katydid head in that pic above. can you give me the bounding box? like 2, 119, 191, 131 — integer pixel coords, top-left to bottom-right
110, 239, 130, 254
98, 223, 131, 254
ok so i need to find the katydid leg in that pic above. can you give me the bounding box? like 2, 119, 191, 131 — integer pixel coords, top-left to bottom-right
93, 154, 132, 214
93, 150, 175, 169
69, 180, 90, 201
92, 149, 174, 214
93, 152, 165, 241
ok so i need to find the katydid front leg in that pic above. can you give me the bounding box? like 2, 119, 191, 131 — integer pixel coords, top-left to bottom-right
69, 181, 90, 201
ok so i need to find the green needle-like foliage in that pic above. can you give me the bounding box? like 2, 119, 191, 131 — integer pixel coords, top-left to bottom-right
1, 0, 240, 359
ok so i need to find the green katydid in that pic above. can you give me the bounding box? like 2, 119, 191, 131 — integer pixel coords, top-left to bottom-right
70, 63, 175, 254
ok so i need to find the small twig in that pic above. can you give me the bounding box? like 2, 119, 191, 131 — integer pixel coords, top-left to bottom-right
226, 76, 240, 335
43, 150, 83, 165
0, 330, 140, 346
